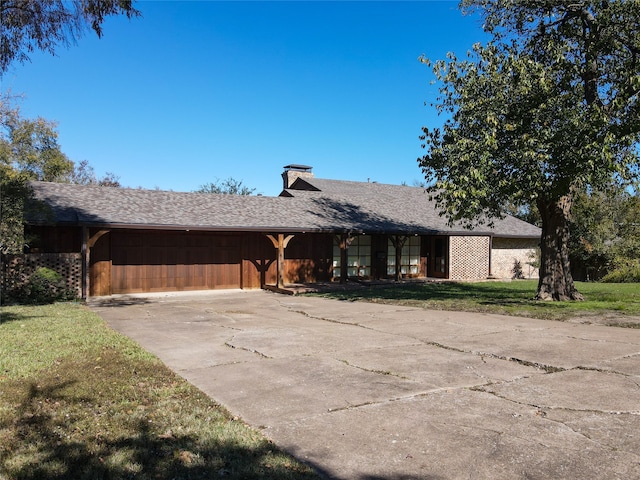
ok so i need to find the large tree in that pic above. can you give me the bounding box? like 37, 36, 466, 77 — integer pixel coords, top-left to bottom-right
0, 0, 140, 75
419, 1, 640, 300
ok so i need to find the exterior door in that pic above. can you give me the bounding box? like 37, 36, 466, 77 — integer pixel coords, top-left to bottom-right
429, 236, 448, 278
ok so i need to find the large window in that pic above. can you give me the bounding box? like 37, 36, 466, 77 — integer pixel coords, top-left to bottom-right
387, 236, 421, 276
333, 235, 371, 278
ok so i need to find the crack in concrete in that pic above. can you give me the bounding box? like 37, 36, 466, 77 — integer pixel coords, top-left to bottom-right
475, 385, 640, 416
422, 341, 565, 373
538, 413, 640, 459
277, 377, 504, 418
287, 305, 639, 388
224, 340, 272, 359
337, 359, 409, 380
287, 307, 377, 331
574, 365, 640, 378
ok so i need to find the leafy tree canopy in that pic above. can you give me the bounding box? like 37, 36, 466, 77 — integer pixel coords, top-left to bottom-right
419, 0, 640, 300
0, 95, 119, 253
196, 178, 257, 196
569, 186, 640, 281
0, 0, 140, 75
0, 95, 73, 183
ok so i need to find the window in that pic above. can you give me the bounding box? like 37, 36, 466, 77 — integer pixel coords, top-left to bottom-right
333, 235, 371, 278
387, 236, 421, 276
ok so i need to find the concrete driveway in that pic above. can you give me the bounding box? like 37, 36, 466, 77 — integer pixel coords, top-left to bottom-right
90, 290, 640, 480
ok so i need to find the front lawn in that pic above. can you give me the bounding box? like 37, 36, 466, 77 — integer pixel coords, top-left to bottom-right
0, 303, 317, 480
311, 280, 640, 326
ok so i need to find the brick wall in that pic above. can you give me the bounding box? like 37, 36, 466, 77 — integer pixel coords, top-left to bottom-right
491, 238, 539, 279
449, 236, 490, 280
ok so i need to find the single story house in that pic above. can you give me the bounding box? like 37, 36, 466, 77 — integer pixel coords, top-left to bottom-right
20, 165, 540, 298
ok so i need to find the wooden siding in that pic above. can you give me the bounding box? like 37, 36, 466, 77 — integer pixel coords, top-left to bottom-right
26, 226, 82, 253
90, 229, 111, 296
110, 231, 242, 293
242, 233, 277, 289
284, 234, 333, 283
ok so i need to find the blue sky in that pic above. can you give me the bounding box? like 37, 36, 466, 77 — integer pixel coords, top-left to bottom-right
2, 1, 486, 196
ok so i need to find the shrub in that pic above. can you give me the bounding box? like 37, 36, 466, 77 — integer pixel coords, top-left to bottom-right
10, 267, 76, 304
511, 260, 525, 279
601, 265, 640, 283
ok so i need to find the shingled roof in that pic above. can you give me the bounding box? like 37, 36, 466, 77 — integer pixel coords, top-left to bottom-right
281, 177, 541, 238
27, 179, 541, 238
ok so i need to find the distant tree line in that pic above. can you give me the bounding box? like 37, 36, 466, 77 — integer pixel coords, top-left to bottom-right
195, 178, 256, 195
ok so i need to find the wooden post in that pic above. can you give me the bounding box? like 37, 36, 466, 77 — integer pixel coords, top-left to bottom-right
266, 234, 294, 289
81, 226, 89, 300
336, 233, 355, 284
389, 235, 408, 282
340, 234, 348, 284
82, 229, 110, 299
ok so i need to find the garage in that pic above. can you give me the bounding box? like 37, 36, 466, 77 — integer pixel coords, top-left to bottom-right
109, 230, 242, 294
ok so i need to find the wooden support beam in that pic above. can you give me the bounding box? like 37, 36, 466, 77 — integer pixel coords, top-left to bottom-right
389, 235, 408, 281
266, 234, 294, 288
87, 229, 110, 249
81, 226, 89, 300
249, 258, 276, 288
81, 229, 110, 299
335, 233, 355, 284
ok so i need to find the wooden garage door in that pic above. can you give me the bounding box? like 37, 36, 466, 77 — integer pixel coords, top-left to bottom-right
111, 231, 241, 294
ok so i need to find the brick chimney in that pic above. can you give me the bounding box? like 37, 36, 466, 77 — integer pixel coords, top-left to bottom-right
282, 164, 313, 189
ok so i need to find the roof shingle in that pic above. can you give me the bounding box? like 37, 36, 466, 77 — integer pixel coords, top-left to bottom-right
27, 179, 540, 238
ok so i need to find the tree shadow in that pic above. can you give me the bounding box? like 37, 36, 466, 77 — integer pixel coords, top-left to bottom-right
0, 307, 51, 324
314, 281, 538, 306
2, 371, 449, 480
86, 295, 153, 308
305, 197, 435, 235
1, 377, 319, 480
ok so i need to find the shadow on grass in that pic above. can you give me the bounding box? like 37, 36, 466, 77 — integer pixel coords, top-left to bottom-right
315, 282, 538, 304
0, 311, 24, 324
1, 379, 318, 480
1, 377, 437, 480
0, 309, 50, 325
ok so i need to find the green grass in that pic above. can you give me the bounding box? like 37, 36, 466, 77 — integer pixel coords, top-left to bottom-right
310, 280, 640, 325
0, 303, 318, 480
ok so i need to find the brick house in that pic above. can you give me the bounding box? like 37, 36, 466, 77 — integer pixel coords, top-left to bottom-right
20, 165, 540, 298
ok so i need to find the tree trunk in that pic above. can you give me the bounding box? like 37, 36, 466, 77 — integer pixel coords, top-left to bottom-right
536, 195, 584, 301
